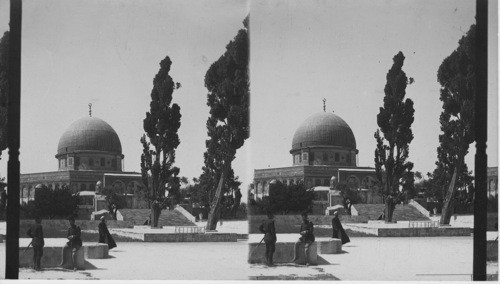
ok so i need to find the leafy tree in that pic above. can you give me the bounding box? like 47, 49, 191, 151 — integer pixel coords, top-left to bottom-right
374, 51, 415, 222
268, 181, 314, 215
203, 18, 249, 230
140, 56, 182, 228
30, 185, 79, 219
433, 24, 475, 224
0, 31, 8, 163
101, 185, 127, 211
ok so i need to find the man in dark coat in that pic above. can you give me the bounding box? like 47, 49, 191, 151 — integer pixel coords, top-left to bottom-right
292, 212, 315, 265
98, 216, 117, 249
59, 216, 82, 270
27, 217, 44, 271
331, 211, 350, 244
259, 210, 277, 266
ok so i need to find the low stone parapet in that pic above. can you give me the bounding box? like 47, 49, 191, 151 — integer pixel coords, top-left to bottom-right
247, 234, 341, 265
144, 232, 237, 242
19, 238, 85, 269
175, 226, 205, 233
248, 241, 318, 265
84, 243, 109, 259
317, 238, 342, 254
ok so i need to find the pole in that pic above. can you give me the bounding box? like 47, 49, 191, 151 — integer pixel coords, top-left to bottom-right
6, 0, 22, 279
473, 0, 488, 280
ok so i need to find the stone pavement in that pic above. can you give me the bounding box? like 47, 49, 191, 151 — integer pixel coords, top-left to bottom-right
249, 236, 498, 281
1, 241, 250, 280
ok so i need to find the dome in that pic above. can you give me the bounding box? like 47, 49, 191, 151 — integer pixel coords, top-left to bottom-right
291, 112, 356, 151
57, 117, 122, 156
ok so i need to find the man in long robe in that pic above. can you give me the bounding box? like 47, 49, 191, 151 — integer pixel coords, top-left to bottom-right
98, 216, 117, 250
331, 211, 350, 244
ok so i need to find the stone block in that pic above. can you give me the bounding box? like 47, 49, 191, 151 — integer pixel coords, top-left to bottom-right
20, 245, 85, 269
317, 238, 342, 254
248, 241, 318, 265
84, 243, 109, 259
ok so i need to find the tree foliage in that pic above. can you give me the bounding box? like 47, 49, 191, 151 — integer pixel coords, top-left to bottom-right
140, 56, 182, 227
267, 181, 314, 215
374, 51, 415, 222
203, 17, 249, 230
101, 185, 127, 210
23, 185, 79, 219
0, 31, 8, 161
432, 25, 475, 221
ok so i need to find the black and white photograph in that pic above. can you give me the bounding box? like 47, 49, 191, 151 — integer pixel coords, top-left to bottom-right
0, 0, 497, 281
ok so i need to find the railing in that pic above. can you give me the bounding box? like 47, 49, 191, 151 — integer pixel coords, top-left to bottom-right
174, 226, 205, 234
408, 220, 439, 228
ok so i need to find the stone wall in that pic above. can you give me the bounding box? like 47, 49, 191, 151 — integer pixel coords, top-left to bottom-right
20, 219, 134, 234
250, 214, 366, 225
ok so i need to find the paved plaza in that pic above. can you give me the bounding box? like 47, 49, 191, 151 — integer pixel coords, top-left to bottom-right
0, 235, 497, 280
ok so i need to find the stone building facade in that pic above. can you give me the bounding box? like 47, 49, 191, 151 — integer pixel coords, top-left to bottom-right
20, 116, 145, 208
253, 111, 379, 200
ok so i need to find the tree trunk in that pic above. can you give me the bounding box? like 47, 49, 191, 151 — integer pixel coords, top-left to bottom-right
440, 165, 459, 225
151, 201, 161, 228
205, 162, 230, 231
384, 197, 395, 223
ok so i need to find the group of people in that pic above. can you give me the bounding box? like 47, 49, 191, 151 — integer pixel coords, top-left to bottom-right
258, 211, 349, 267
26, 215, 116, 271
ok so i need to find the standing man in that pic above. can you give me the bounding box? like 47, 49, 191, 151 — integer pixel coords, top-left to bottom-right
27, 217, 44, 271
331, 211, 350, 244
98, 216, 117, 250
59, 216, 82, 270
259, 210, 277, 266
292, 212, 315, 266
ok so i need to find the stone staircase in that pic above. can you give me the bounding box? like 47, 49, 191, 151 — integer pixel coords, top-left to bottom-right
352, 204, 430, 221
117, 208, 196, 227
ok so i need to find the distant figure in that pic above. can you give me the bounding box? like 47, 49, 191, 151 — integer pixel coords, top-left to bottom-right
377, 211, 385, 220
331, 211, 350, 244
111, 203, 118, 220
345, 198, 352, 215
143, 215, 151, 226
259, 210, 277, 266
27, 217, 44, 271
59, 216, 82, 270
198, 212, 203, 222
98, 216, 117, 250
292, 212, 315, 265
0, 187, 6, 220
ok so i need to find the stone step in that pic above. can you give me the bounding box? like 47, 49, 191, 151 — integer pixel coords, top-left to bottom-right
117, 208, 195, 227
352, 204, 429, 221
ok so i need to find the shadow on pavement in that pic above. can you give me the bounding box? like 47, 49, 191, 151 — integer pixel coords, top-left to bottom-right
317, 255, 330, 265
83, 260, 98, 270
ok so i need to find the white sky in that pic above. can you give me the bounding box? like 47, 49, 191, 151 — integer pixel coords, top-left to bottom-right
250, 0, 498, 179
0, 0, 252, 196
0, 0, 497, 200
